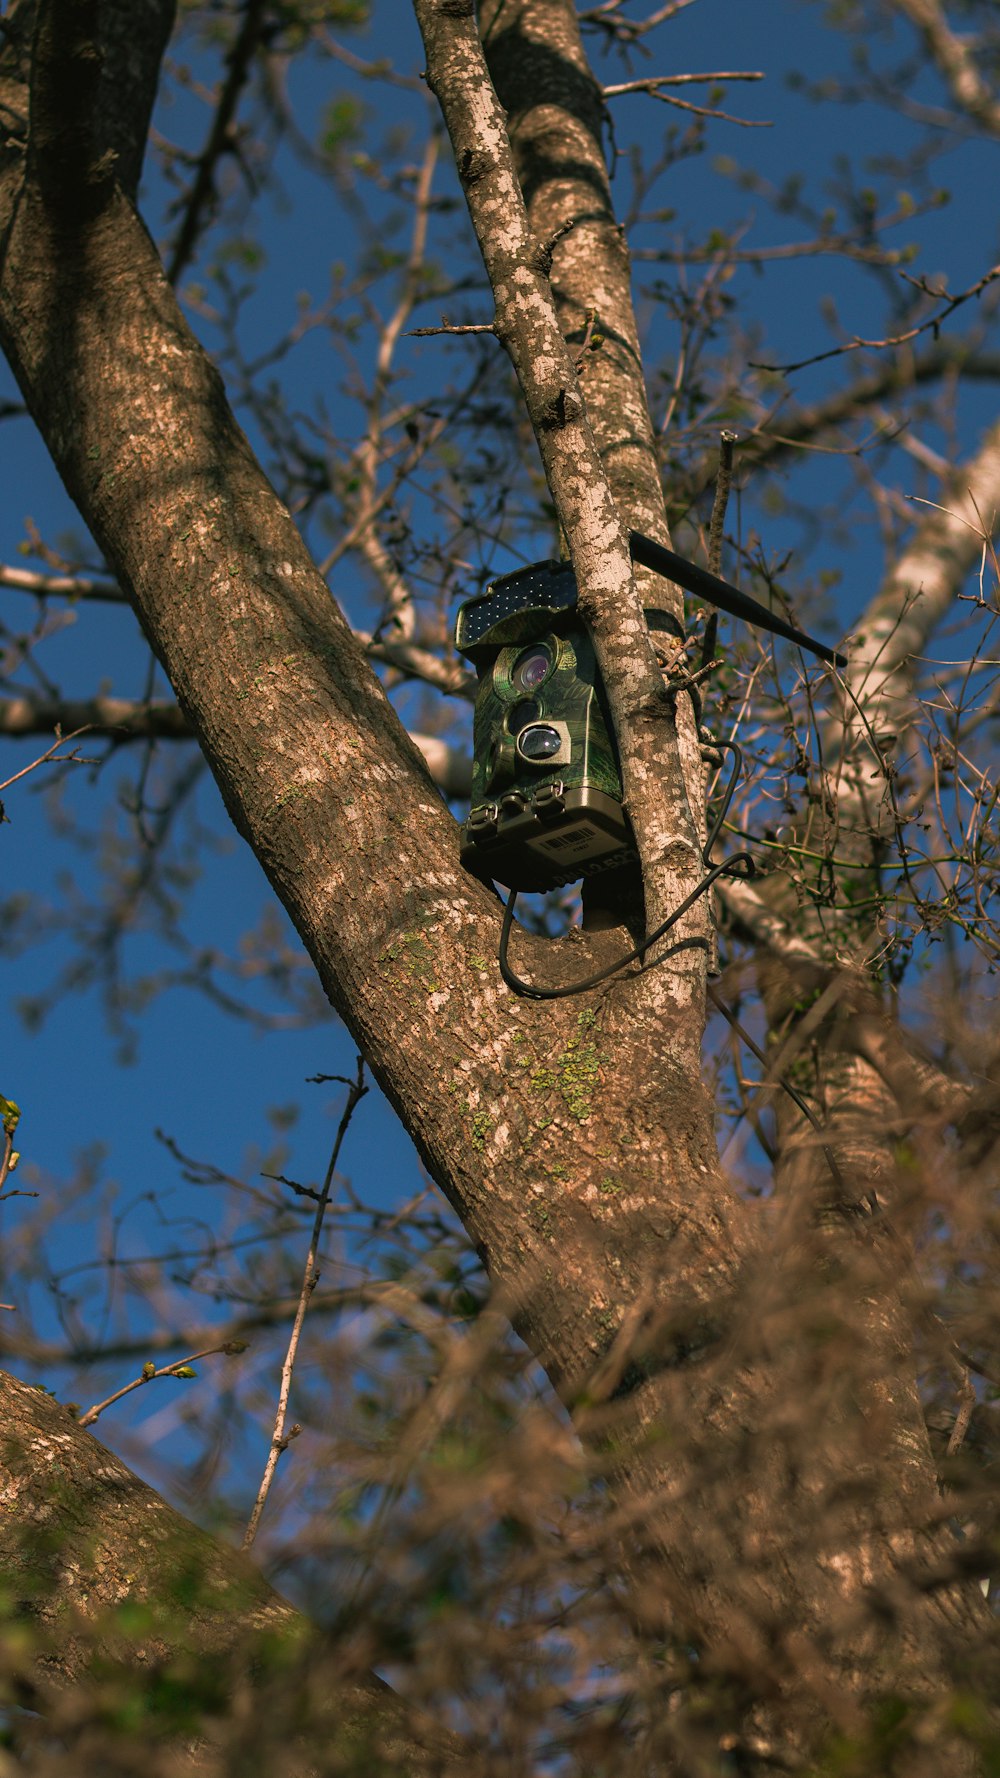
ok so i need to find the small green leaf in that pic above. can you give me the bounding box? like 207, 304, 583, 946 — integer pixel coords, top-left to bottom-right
172, 1366, 197, 1379
141, 1361, 156, 1380
0, 1098, 20, 1137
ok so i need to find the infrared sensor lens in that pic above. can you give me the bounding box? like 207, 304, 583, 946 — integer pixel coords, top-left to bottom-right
507, 699, 541, 734
517, 724, 562, 762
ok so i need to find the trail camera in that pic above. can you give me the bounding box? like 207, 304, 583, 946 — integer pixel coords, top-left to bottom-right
455, 560, 663, 892
454, 540, 844, 894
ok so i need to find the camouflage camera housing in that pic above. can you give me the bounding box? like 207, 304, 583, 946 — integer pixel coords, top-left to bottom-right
455, 560, 670, 893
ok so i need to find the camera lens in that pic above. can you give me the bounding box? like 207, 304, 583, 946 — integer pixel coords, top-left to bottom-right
507, 699, 541, 734
517, 724, 562, 762
511, 645, 551, 692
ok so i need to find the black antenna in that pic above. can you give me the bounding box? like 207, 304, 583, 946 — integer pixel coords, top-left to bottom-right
629, 530, 846, 668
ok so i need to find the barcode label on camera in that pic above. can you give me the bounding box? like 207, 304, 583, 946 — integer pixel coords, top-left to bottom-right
533, 822, 616, 857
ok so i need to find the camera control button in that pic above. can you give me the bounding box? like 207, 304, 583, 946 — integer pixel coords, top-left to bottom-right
532, 782, 565, 819
467, 803, 499, 837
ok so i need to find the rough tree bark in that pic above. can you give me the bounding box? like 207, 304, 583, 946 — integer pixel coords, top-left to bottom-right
0, 0, 994, 1771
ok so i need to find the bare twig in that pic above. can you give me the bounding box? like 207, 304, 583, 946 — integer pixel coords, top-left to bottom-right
607, 86, 769, 126
242, 1058, 368, 1550
946, 1363, 977, 1457
755, 263, 1000, 376
78, 1341, 249, 1428
0, 725, 95, 794
578, 0, 699, 44
406, 320, 497, 337
603, 71, 763, 94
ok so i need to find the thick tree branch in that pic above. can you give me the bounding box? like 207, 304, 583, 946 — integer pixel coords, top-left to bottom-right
481, 0, 676, 566
0, 563, 476, 694
0, 1369, 462, 1773
28, 0, 110, 215
0, 693, 191, 741
0, 691, 475, 796
0, 561, 125, 600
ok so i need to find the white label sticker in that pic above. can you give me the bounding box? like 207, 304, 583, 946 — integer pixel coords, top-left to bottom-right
532, 821, 618, 859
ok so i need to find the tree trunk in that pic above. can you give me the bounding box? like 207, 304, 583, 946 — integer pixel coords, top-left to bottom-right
0, 0, 992, 1769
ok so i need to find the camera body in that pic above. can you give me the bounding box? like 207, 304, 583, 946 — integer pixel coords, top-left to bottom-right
455, 560, 668, 892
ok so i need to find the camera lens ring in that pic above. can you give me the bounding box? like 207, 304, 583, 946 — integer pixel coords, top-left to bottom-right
510, 644, 552, 693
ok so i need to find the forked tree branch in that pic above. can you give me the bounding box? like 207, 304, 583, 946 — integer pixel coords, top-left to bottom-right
891, 0, 1000, 134
828, 411, 1000, 781
1, 3, 993, 1766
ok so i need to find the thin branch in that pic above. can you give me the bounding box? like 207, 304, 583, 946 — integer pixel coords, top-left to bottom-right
0, 695, 473, 792
755, 263, 1000, 376
406, 320, 497, 337
707, 430, 737, 579
0, 724, 95, 792
602, 72, 763, 94
350, 130, 441, 643
319, 32, 427, 92
607, 86, 769, 126
681, 343, 1000, 489
77, 1341, 249, 1428
166, 0, 266, 285
578, 0, 698, 43
242, 1058, 368, 1550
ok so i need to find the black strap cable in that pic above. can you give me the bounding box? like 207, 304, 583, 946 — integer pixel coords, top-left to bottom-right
497, 739, 853, 1197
